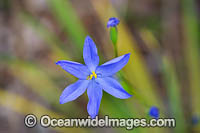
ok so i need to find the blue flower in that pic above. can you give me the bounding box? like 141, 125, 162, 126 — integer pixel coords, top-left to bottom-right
107, 17, 120, 28
149, 106, 159, 119
56, 36, 132, 118
191, 115, 199, 125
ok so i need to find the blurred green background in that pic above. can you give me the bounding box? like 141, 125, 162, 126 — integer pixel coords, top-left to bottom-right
0, 0, 200, 132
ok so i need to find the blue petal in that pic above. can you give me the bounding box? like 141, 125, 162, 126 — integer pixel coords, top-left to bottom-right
56, 60, 90, 79
107, 17, 120, 28
87, 81, 102, 118
96, 53, 130, 77
83, 36, 99, 72
149, 106, 159, 119
96, 77, 132, 99
60, 80, 89, 104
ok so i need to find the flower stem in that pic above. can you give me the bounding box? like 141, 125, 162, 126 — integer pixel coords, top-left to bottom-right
110, 27, 118, 57
114, 44, 118, 57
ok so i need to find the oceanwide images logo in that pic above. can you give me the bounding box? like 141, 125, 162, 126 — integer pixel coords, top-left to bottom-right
24, 114, 176, 129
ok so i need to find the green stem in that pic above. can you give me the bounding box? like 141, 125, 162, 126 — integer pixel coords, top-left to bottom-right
114, 44, 118, 57
111, 27, 151, 109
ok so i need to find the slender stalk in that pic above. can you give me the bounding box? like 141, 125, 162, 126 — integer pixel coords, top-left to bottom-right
114, 44, 118, 57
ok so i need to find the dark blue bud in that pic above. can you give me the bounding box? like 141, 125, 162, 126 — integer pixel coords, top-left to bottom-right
107, 17, 120, 28
149, 106, 159, 119
191, 115, 199, 125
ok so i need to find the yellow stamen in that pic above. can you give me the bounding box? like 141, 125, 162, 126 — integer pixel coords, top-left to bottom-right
87, 71, 97, 80
92, 71, 97, 79
89, 74, 93, 80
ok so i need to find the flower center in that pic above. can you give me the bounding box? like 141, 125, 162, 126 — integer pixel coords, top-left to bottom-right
87, 71, 97, 80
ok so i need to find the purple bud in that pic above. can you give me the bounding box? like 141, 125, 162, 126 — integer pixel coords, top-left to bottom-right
107, 17, 120, 28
